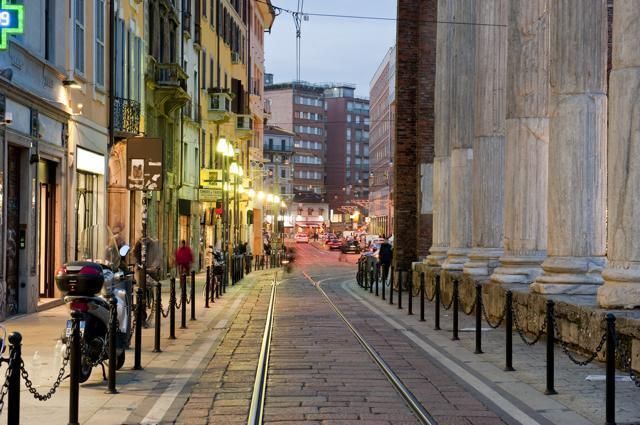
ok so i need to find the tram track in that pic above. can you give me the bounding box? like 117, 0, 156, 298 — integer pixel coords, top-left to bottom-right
246, 266, 438, 425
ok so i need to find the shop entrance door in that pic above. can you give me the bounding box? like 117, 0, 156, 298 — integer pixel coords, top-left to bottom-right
39, 160, 56, 298
5, 146, 20, 315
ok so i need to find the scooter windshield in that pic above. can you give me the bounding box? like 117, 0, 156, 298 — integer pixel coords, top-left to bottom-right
77, 225, 121, 271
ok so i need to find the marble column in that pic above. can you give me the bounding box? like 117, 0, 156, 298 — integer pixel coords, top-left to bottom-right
427, 0, 454, 267
464, 0, 507, 278
598, 0, 640, 308
530, 0, 607, 294
491, 0, 549, 284
443, 0, 476, 271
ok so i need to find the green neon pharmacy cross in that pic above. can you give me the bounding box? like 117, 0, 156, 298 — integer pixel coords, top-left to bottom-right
0, 0, 24, 50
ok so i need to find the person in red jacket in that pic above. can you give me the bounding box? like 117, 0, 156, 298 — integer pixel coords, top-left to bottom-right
175, 240, 193, 276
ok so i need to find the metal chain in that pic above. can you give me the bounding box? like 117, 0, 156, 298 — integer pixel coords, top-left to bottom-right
20, 340, 71, 401
462, 298, 475, 315
440, 287, 455, 310
81, 304, 118, 368
618, 340, 640, 389
425, 276, 436, 302
554, 319, 607, 366
159, 300, 170, 318
0, 350, 17, 414
481, 295, 506, 329
512, 303, 546, 346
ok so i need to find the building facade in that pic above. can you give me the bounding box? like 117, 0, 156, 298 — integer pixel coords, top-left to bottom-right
324, 85, 370, 232
368, 46, 395, 238
264, 81, 326, 196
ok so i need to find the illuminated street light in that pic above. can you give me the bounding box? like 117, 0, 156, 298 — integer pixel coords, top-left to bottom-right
216, 137, 228, 154
273, 195, 281, 204
248, 188, 256, 198
266, 194, 274, 203
257, 191, 265, 200
229, 161, 239, 175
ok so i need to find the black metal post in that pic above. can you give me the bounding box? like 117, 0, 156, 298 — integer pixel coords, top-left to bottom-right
505, 291, 514, 371
475, 283, 483, 354
381, 265, 386, 300
389, 266, 394, 305
375, 265, 379, 297
180, 274, 187, 329
7, 332, 21, 425
434, 274, 441, 330
134, 287, 143, 369
420, 272, 425, 322
545, 299, 556, 395
107, 296, 118, 393
452, 278, 459, 341
408, 272, 413, 315
190, 270, 196, 321
223, 261, 227, 293
153, 281, 162, 353
69, 312, 81, 425
370, 265, 374, 294
398, 270, 403, 309
363, 261, 368, 289
169, 278, 176, 339
205, 266, 210, 308
605, 313, 616, 425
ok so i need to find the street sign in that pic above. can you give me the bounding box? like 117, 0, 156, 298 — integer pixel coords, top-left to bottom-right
200, 169, 222, 188
127, 137, 163, 191
199, 188, 222, 202
0, 1, 24, 50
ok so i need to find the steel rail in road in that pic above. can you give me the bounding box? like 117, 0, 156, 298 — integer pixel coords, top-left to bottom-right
247, 277, 277, 425
303, 271, 439, 425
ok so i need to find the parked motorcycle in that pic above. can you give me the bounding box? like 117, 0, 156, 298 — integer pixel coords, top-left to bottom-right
55, 226, 133, 383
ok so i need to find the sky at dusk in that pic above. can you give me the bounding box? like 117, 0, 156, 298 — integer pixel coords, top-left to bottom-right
264, 0, 397, 97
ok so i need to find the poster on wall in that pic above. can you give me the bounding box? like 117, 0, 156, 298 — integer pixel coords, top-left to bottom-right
127, 137, 163, 191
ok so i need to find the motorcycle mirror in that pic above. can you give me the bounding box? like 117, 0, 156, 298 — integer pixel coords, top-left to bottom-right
119, 245, 130, 257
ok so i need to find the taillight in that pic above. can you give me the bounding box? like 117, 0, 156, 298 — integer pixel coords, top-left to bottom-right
79, 266, 102, 276
56, 266, 67, 276
70, 300, 89, 313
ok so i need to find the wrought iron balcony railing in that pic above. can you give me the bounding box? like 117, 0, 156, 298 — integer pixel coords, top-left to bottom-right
113, 97, 141, 135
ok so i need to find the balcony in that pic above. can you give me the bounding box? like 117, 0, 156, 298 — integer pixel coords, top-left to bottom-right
236, 114, 253, 139
113, 97, 141, 137
152, 62, 190, 114
207, 89, 233, 123
183, 12, 191, 39
182, 101, 200, 122
232, 51, 242, 64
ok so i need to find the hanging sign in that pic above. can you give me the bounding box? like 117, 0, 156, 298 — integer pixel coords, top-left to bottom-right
127, 137, 164, 191
0, 1, 24, 50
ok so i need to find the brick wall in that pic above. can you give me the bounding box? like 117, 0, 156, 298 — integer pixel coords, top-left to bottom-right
394, 0, 437, 269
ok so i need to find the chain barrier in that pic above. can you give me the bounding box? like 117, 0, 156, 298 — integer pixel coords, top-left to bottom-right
0, 349, 16, 414
481, 295, 507, 329
425, 275, 436, 302
553, 319, 607, 367
21, 339, 71, 401
462, 297, 475, 315
618, 340, 640, 389
512, 303, 546, 345
159, 299, 171, 319
440, 286, 455, 310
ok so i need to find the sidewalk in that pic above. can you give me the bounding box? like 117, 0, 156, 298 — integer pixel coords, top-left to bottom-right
0, 269, 277, 425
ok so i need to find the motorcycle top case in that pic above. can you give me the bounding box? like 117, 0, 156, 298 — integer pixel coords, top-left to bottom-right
55, 261, 105, 296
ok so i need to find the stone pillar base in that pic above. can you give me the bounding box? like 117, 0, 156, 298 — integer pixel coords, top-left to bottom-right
531, 256, 605, 294
463, 247, 503, 278
442, 247, 470, 271
491, 254, 545, 284
426, 245, 448, 267
598, 265, 640, 309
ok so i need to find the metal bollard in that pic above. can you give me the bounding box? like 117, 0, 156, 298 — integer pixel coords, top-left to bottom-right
223, 263, 227, 293
205, 267, 210, 308
69, 311, 82, 425
180, 274, 187, 329
475, 283, 483, 354
389, 266, 394, 305
605, 314, 616, 425
452, 278, 459, 341
169, 278, 176, 339
398, 271, 403, 309
190, 270, 196, 321
369, 265, 374, 294
7, 332, 22, 425
434, 275, 441, 330
153, 281, 162, 353
420, 273, 425, 322
408, 272, 413, 315
107, 296, 118, 393
545, 299, 556, 395
134, 287, 144, 369
505, 291, 514, 371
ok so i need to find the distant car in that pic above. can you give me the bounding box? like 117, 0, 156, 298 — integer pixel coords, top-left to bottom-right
294, 233, 309, 243
326, 238, 342, 250
340, 240, 361, 254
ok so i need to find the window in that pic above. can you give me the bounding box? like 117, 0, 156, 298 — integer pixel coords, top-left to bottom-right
346, 143, 351, 155
203, 0, 207, 18
94, 0, 105, 86
74, 0, 85, 74
280, 168, 286, 178
45, 0, 55, 61
347, 115, 352, 123
281, 139, 286, 151
346, 128, 351, 140
201, 49, 207, 88
356, 115, 360, 124
209, 56, 214, 88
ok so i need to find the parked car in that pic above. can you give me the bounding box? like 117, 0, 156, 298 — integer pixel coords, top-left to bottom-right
294, 233, 310, 243
340, 240, 361, 254
326, 238, 342, 250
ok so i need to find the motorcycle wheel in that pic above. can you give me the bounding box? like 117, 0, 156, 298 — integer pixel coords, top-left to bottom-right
79, 362, 93, 383
116, 351, 125, 370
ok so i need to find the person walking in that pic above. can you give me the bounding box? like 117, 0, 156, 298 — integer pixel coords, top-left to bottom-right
175, 240, 193, 276
378, 236, 393, 284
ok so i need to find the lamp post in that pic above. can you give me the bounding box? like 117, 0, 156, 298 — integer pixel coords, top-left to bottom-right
216, 137, 235, 272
